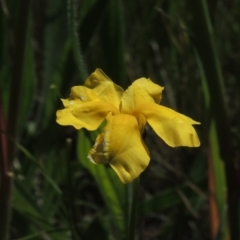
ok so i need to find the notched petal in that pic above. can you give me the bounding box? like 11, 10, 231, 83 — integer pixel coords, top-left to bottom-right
59, 86, 98, 109
70, 86, 98, 102
121, 78, 164, 113
84, 68, 124, 108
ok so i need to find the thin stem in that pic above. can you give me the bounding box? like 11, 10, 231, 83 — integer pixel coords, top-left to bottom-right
0, 95, 12, 240
128, 178, 140, 240
68, 0, 88, 82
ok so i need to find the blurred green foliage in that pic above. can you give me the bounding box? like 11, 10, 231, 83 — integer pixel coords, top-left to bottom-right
0, 0, 240, 239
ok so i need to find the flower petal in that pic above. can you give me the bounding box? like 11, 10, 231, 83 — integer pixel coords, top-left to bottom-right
88, 114, 150, 183
56, 100, 119, 130
133, 103, 200, 147
70, 86, 98, 102
61, 86, 98, 108
121, 78, 164, 113
84, 68, 124, 108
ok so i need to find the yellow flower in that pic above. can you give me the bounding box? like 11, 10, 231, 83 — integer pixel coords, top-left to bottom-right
56, 69, 200, 183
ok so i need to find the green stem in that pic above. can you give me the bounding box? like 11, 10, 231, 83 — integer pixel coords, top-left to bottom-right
0, 96, 12, 240
128, 178, 140, 240
68, 0, 88, 82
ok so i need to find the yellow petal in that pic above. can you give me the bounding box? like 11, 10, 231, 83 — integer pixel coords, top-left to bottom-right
133, 103, 200, 147
88, 114, 150, 183
121, 78, 164, 114
84, 68, 124, 108
70, 86, 98, 102
56, 100, 119, 130
61, 86, 98, 108
134, 113, 150, 156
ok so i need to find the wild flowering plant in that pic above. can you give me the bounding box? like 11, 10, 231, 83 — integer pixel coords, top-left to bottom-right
56, 69, 200, 183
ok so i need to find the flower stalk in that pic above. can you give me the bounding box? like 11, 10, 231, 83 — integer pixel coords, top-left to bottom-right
128, 178, 140, 240
0, 96, 12, 240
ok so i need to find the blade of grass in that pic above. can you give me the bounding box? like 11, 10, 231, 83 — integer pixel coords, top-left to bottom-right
13, 228, 70, 240
209, 121, 230, 240
139, 182, 204, 217
128, 178, 139, 240
68, 0, 88, 81
17, 17, 36, 132
208, 139, 220, 239
13, 180, 43, 219
194, 46, 230, 240
187, 1, 231, 155
15, 142, 62, 194
188, 0, 238, 238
